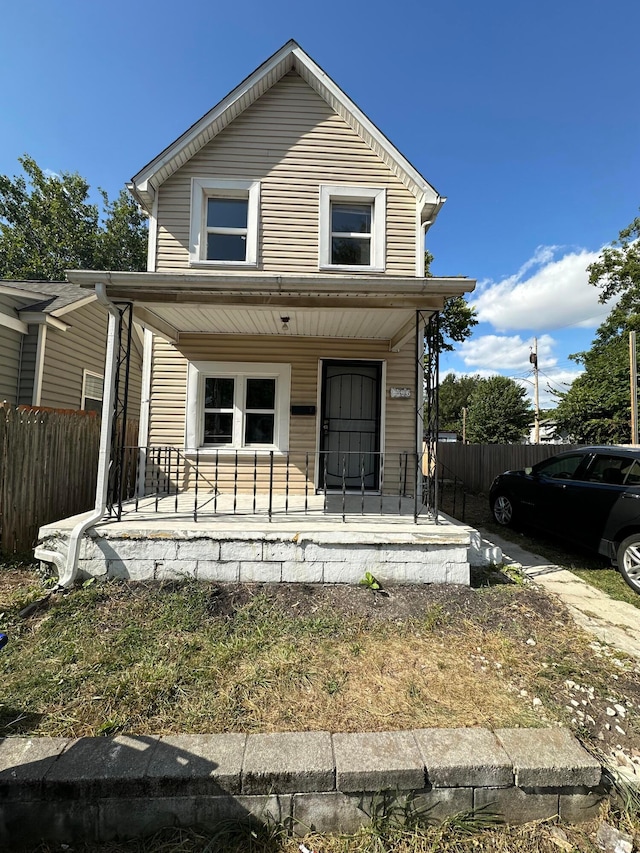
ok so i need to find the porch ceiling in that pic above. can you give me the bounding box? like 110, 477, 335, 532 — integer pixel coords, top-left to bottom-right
134, 302, 420, 346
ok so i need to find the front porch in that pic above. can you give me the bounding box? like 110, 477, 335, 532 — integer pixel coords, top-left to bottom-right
38, 498, 473, 586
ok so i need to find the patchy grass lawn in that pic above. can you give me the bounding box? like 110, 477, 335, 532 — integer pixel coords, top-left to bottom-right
3, 561, 640, 853
1, 564, 639, 761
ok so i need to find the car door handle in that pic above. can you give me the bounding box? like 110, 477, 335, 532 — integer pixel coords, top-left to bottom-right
622, 492, 640, 499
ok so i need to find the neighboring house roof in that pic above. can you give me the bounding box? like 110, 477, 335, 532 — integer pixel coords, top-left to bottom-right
129, 40, 444, 224
0, 280, 95, 318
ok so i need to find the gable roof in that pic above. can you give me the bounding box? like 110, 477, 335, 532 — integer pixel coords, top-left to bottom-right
0, 280, 95, 315
129, 40, 443, 223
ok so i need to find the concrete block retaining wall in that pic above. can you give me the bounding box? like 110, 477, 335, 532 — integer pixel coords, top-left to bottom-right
40, 528, 472, 585
0, 728, 605, 848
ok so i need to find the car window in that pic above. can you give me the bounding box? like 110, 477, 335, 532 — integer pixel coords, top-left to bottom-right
533, 454, 585, 479
624, 460, 640, 486
582, 454, 629, 484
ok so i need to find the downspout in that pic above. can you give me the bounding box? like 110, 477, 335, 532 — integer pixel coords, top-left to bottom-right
35, 283, 120, 590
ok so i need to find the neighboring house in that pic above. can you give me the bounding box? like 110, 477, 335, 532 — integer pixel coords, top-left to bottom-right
0, 280, 143, 414
38, 41, 477, 588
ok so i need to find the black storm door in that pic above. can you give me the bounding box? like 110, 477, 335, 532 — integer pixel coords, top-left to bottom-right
319, 360, 382, 490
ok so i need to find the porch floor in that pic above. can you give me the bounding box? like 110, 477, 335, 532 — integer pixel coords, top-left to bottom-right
41, 493, 466, 540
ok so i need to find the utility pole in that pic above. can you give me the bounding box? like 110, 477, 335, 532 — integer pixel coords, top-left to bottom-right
630, 331, 638, 444
530, 338, 540, 444
462, 407, 467, 444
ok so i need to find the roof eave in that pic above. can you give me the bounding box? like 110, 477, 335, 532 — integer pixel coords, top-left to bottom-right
129, 40, 441, 208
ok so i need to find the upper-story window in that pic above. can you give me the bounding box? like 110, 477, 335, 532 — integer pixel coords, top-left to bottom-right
319, 185, 385, 272
189, 178, 260, 267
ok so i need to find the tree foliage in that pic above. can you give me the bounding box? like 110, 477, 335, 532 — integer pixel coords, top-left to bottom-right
438, 373, 481, 437
0, 155, 147, 280
553, 211, 640, 443
587, 212, 640, 303
424, 251, 477, 354
465, 375, 533, 444
552, 299, 640, 443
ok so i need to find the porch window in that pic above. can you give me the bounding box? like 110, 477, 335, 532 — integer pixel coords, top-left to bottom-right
319, 185, 385, 271
186, 361, 290, 453
189, 178, 260, 267
81, 370, 103, 414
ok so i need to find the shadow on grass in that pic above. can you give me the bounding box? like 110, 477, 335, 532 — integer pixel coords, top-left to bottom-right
0, 706, 44, 734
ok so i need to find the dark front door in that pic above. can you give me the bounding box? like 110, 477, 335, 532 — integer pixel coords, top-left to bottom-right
319, 360, 382, 490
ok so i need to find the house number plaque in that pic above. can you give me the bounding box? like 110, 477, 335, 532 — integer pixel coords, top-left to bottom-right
390, 388, 411, 399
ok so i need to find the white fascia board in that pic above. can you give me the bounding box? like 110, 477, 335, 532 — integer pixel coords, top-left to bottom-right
19, 312, 70, 332
129, 40, 441, 206
292, 48, 440, 202
66, 269, 475, 296
50, 293, 97, 317
130, 40, 298, 194
0, 311, 28, 335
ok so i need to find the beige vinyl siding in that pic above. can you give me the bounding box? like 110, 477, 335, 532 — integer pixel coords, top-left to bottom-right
38, 303, 143, 416
0, 294, 29, 404
155, 72, 417, 276
148, 333, 417, 496
0, 326, 22, 404
17, 326, 38, 405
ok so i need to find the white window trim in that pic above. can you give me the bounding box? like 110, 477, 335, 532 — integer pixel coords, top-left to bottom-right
189, 178, 260, 268
185, 361, 291, 454
319, 185, 386, 272
81, 369, 104, 410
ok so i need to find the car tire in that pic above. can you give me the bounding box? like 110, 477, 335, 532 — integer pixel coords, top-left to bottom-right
617, 534, 640, 595
492, 493, 516, 527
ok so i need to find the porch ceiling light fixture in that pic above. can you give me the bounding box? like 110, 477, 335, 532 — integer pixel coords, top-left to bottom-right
280, 315, 290, 331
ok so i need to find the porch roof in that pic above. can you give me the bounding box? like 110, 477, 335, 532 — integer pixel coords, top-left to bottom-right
66, 270, 475, 350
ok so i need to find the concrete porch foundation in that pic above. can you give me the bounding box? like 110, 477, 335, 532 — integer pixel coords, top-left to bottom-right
37, 500, 474, 585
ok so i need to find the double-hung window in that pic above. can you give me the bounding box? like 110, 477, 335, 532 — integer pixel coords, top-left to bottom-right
319, 186, 385, 271
186, 361, 291, 453
81, 370, 104, 414
189, 178, 260, 267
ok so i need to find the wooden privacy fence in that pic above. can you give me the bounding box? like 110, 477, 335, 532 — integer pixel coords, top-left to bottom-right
437, 443, 582, 494
0, 405, 137, 557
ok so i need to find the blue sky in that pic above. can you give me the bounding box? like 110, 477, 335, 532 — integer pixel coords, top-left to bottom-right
1, 0, 639, 407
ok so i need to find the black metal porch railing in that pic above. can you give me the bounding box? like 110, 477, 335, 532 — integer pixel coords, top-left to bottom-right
107, 447, 438, 523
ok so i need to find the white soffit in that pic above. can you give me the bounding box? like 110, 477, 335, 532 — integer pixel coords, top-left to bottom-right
138, 304, 415, 341
130, 40, 440, 210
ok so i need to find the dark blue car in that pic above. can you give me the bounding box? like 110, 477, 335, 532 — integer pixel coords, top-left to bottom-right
489, 446, 640, 595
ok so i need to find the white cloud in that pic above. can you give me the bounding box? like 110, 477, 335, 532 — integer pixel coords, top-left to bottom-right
446, 334, 584, 409
473, 246, 609, 331
458, 333, 557, 371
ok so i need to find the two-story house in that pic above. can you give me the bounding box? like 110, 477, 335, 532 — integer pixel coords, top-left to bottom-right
36, 41, 476, 588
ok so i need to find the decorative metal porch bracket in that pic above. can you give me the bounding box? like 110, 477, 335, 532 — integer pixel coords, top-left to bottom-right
107, 301, 133, 519
419, 310, 439, 521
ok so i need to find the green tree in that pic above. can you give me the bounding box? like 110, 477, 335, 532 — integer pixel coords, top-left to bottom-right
0, 155, 147, 280
424, 251, 477, 354
553, 304, 639, 443
587, 211, 640, 302
466, 375, 533, 444
438, 373, 481, 437
553, 211, 640, 442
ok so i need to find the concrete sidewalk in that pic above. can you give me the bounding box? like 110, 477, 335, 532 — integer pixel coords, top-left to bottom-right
478, 529, 640, 661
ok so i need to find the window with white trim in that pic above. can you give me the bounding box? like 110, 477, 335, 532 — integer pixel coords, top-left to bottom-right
81, 370, 103, 414
186, 361, 291, 452
319, 186, 385, 271
189, 179, 260, 267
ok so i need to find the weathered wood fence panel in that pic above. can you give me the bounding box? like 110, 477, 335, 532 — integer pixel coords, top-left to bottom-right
437, 443, 583, 494
0, 405, 137, 557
